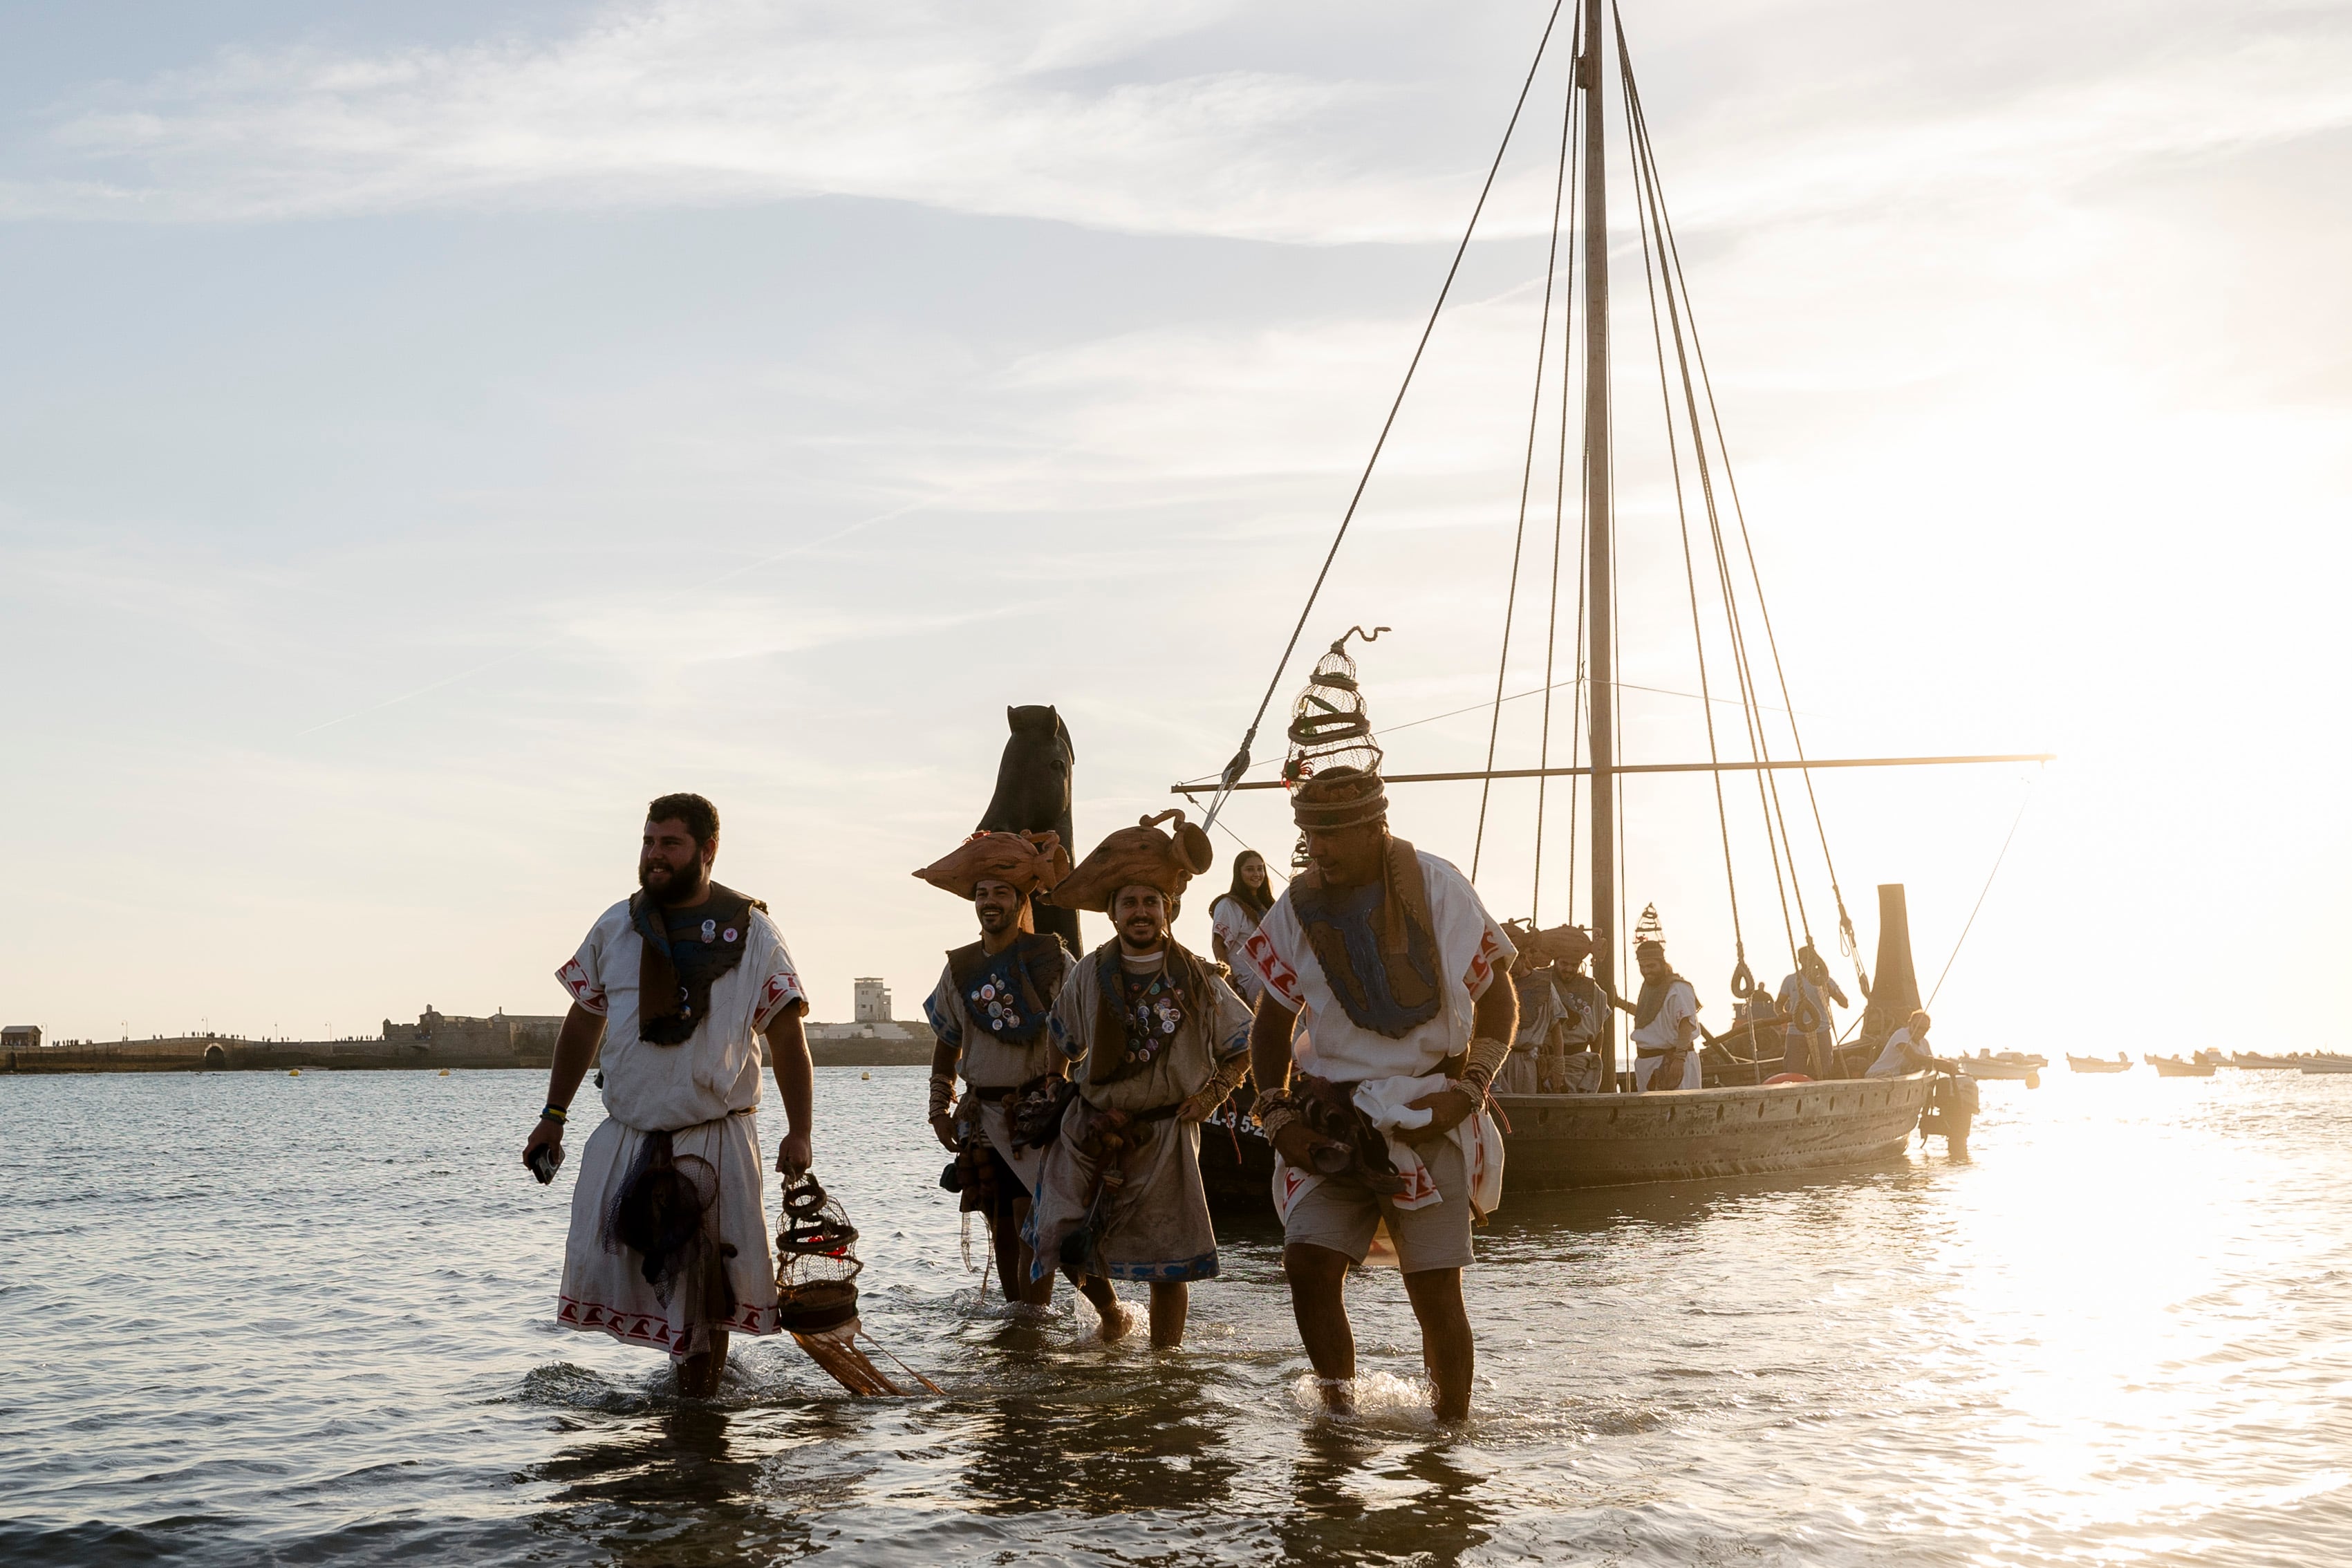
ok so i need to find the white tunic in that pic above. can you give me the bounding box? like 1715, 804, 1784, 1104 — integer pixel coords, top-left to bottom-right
1239, 850, 1515, 1083
1238, 850, 1513, 1224
1630, 976, 1703, 1090
1867, 1027, 1932, 1077
550, 898, 808, 1354
1208, 895, 1268, 1004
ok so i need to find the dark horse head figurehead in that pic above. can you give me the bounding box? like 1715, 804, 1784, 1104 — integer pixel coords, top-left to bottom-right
977, 704, 1079, 951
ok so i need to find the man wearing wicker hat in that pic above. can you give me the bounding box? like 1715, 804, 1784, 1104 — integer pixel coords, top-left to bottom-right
1236, 695, 1520, 1421
1023, 811, 1255, 1349
911, 830, 1121, 1324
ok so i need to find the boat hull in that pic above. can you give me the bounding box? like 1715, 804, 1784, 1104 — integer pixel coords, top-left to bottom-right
1202, 1073, 1936, 1213
2067, 1056, 2131, 1074
2148, 1058, 2216, 1077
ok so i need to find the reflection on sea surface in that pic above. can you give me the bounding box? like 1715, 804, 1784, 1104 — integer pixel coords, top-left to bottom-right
961, 1361, 1241, 1518
3, 1067, 2351, 1565
1279, 1427, 1495, 1567
534, 1401, 792, 1566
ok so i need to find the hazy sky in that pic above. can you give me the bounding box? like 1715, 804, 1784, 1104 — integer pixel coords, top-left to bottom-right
3, 1, 2346, 1049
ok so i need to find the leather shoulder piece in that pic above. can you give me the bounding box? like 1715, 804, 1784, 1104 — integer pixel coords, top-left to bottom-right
1384, 837, 1436, 937
705, 882, 764, 920
946, 940, 990, 991
1014, 931, 1067, 967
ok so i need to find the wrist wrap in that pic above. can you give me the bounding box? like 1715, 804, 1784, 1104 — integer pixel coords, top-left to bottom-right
1462, 1034, 1513, 1091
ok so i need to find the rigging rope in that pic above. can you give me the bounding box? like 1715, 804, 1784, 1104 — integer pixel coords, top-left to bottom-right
1616, 11, 1867, 997
1474, 17, 1578, 882
1928, 787, 2034, 1007
1202, 0, 1571, 832
1623, 59, 1746, 989
1620, 14, 1813, 985
1531, 44, 1585, 926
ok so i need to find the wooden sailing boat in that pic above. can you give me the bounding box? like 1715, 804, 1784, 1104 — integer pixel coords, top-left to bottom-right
1182, 1, 2048, 1201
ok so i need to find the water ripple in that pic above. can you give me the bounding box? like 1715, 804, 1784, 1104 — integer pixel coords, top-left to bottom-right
2, 1068, 2349, 1564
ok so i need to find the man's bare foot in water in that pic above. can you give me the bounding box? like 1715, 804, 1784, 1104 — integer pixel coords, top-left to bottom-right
675, 1330, 730, 1397
1071, 1275, 1132, 1341
1317, 1376, 1357, 1417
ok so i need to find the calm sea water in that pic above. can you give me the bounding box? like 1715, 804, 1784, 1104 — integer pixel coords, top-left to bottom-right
3, 1065, 2348, 1565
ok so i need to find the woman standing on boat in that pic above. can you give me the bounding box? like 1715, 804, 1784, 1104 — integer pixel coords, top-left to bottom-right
1208, 850, 1276, 1006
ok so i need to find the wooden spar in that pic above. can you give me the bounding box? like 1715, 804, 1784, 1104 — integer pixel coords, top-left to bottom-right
1173, 752, 2057, 794
1578, 0, 1618, 1089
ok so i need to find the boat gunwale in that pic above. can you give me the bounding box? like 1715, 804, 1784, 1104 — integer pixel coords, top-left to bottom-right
1490, 1069, 1934, 1110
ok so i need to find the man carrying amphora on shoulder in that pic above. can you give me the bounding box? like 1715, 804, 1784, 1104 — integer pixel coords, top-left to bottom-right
522, 792, 815, 1397
1023, 812, 1255, 1349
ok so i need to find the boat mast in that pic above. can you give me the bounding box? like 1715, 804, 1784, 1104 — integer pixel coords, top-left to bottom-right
1578, 1, 1618, 1083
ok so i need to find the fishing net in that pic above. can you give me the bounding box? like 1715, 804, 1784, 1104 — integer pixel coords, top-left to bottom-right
601, 1132, 729, 1336
774, 1175, 942, 1397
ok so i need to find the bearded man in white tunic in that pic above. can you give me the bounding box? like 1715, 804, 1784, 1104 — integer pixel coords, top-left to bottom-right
521, 793, 814, 1398
1238, 765, 1517, 1424
1627, 928, 1704, 1091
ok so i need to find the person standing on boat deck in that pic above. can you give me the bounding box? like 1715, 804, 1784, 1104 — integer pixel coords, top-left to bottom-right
1503, 937, 1561, 1095
1627, 933, 1703, 1091
1208, 850, 1277, 1007
1024, 813, 1254, 1349
1506, 923, 1607, 1092
1548, 927, 1609, 1092
911, 830, 1121, 1326
524, 793, 814, 1398
1238, 766, 1516, 1424
1775, 944, 1849, 1079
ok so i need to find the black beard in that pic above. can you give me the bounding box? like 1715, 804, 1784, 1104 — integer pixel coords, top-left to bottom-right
639, 859, 708, 907
1118, 923, 1164, 953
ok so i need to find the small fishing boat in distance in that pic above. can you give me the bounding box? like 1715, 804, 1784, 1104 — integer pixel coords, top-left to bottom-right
2147, 1054, 2217, 1078
2299, 1056, 2352, 1076
1959, 1050, 2046, 1085
2068, 1053, 2131, 1074
2230, 1052, 2300, 1070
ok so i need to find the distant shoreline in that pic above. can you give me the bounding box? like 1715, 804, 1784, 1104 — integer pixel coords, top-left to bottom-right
3, 1038, 933, 1074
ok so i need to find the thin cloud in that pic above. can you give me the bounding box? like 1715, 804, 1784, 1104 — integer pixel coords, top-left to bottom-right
3, 0, 2348, 245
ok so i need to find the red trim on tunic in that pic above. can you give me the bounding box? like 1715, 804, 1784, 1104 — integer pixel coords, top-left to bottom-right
752, 970, 806, 1030
556, 1294, 778, 1348
554, 959, 608, 1015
